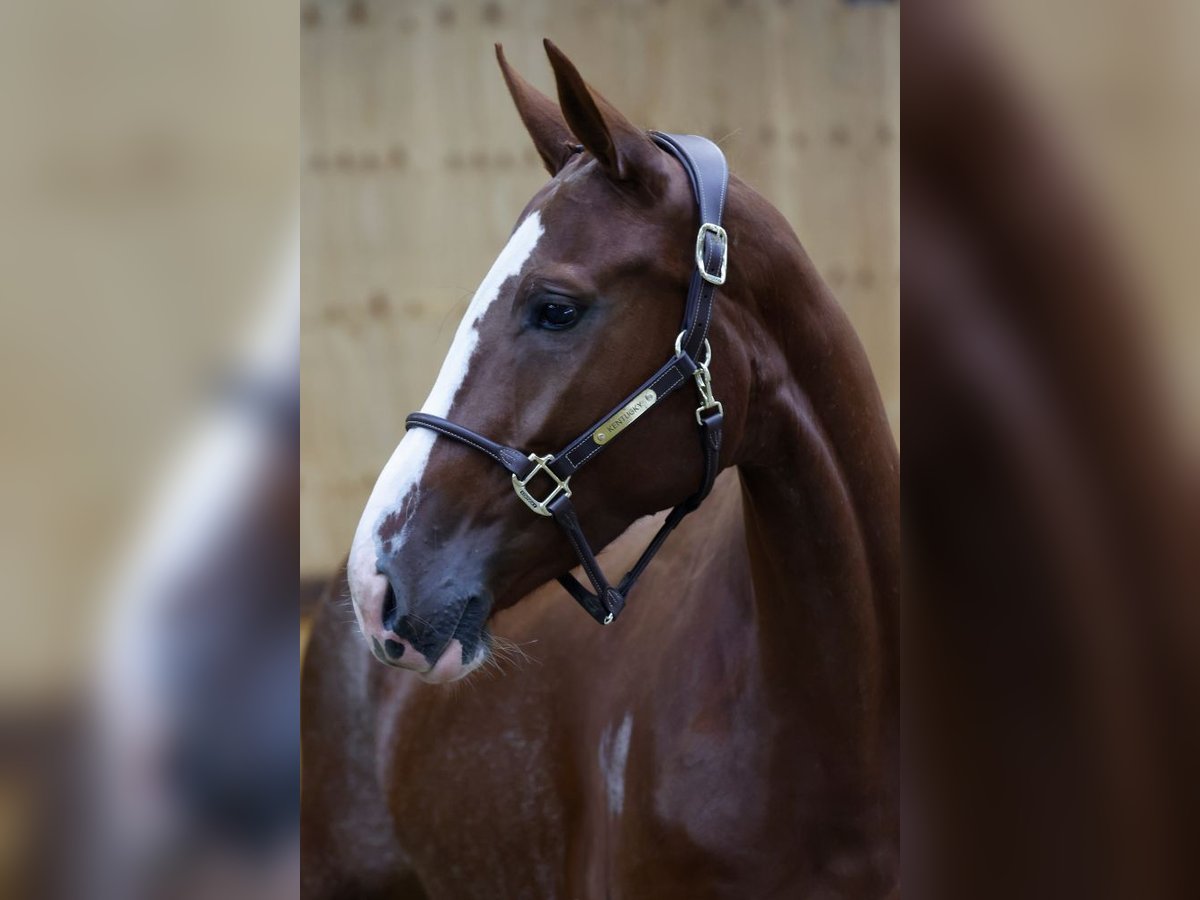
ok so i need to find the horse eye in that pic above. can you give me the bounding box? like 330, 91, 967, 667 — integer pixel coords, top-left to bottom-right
535, 301, 580, 331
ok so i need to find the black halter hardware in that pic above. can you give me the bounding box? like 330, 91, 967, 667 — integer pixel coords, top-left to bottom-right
406, 132, 729, 625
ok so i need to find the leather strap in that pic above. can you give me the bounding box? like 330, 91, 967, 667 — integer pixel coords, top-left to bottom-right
551, 408, 723, 623
650, 132, 728, 361
550, 351, 698, 480
405, 412, 534, 478
404, 132, 729, 626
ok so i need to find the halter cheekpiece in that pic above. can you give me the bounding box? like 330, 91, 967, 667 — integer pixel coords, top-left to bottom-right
406, 132, 729, 626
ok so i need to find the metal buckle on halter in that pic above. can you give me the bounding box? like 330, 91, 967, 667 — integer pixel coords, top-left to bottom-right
695, 222, 728, 285
674, 331, 712, 365
511, 453, 571, 517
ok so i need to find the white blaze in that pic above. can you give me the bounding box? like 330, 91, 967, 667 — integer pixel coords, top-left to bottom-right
348, 211, 544, 597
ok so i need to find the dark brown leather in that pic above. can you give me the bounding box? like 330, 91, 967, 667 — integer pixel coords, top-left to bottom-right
652, 132, 729, 361
405, 132, 730, 625
552, 352, 698, 478
552, 407, 723, 621
404, 412, 534, 478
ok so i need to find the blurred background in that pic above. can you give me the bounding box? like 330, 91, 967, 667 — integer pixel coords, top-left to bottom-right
0, 1, 297, 897
299, 0, 901, 582
969, 0, 1200, 438
905, 1, 1200, 898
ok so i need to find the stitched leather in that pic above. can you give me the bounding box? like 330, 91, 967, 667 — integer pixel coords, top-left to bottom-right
405, 413, 534, 478
405, 133, 729, 626
649, 132, 728, 360
554, 353, 696, 477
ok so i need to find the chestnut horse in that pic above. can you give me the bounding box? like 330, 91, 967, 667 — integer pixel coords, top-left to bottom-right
302, 41, 898, 899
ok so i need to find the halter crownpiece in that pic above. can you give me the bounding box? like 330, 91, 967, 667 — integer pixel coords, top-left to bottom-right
406, 132, 729, 626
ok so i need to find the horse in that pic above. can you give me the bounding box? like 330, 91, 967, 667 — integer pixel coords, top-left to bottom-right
302, 40, 898, 899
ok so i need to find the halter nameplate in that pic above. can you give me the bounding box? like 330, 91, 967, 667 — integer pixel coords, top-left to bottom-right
593, 389, 656, 445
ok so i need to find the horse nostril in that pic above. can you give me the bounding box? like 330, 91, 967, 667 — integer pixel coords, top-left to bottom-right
381, 580, 399, 630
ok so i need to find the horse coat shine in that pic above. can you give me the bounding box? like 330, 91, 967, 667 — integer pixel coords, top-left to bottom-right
302, 40, 899, 900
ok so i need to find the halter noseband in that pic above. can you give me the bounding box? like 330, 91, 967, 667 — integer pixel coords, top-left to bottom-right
406, 132, 729, 626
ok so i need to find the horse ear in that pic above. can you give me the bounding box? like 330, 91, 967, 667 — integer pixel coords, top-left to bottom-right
495, 44, 576, 176
543, 39, 667, 191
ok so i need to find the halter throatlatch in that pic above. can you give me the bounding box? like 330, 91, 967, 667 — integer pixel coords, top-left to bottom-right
406, 132, 729, 625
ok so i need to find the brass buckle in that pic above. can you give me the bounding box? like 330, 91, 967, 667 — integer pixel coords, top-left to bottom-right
695, 222, 728, 285
511, 453, 571, 517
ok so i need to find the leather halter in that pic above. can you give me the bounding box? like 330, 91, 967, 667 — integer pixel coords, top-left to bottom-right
406, 132, 729, 626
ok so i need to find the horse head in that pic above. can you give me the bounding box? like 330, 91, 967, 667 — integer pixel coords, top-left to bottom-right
347, 41, 747, 681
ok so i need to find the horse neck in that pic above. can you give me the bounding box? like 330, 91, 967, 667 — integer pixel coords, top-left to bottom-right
719, 180, 899, 718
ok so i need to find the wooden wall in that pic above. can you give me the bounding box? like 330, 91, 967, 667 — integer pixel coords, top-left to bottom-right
301, 0, 899, 576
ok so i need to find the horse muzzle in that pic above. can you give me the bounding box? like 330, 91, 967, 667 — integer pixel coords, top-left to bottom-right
349, 566, 492, 683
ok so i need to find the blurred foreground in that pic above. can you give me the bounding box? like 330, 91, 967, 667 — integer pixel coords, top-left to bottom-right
906, 1, 1200, 899
0, 1, 297, 897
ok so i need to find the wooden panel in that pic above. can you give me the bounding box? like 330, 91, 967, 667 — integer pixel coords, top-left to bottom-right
301, 0, 899, 575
